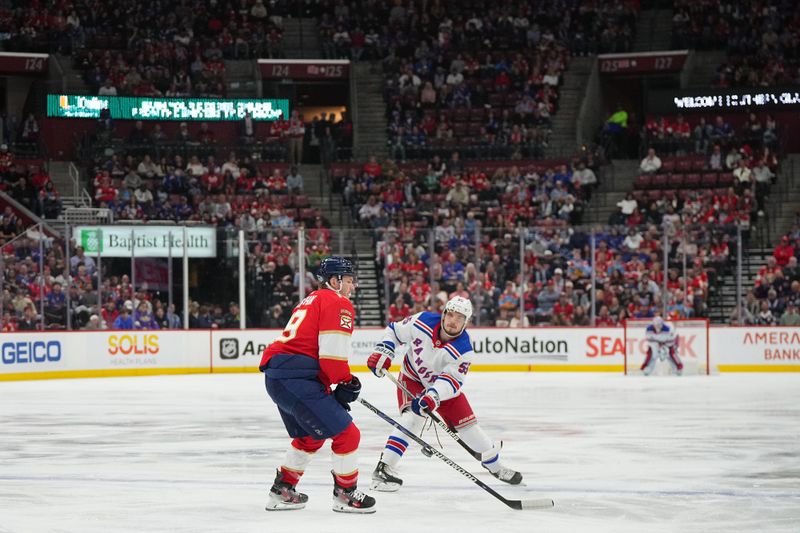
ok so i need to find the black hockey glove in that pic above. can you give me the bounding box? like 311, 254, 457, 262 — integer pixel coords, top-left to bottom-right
333, 375, 361, 411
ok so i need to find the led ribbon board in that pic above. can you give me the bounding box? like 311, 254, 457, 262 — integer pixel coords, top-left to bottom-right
47, 94, 289, 121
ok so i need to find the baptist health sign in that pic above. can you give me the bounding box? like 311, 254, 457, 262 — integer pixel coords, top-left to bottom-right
73, 226, 217, 258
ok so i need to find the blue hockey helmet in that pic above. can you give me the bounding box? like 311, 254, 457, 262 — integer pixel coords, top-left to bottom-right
316, 256, 355, 283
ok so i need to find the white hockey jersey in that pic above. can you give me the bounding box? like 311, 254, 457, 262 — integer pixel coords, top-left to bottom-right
377, 311, 474, 402
645, 324, 676, 355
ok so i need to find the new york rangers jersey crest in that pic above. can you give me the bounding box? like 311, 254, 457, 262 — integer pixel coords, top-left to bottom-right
378, 311, 474, 402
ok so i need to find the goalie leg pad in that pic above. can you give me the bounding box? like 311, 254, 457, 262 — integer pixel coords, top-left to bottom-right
668, 347, 684, 374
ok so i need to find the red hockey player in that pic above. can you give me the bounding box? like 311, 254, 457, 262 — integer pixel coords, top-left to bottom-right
259, 257, 376, 513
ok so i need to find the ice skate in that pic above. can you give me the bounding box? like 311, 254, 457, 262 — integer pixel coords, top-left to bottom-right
484, 464, 523, 485
265, 470, 308, 511
332, 472, 377, 513
371, 460, 403, 492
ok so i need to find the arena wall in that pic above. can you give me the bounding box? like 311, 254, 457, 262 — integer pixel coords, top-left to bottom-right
1, 327, 798, 381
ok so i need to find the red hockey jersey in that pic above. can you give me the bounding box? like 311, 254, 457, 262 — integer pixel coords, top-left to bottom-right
259, 289, 355, 387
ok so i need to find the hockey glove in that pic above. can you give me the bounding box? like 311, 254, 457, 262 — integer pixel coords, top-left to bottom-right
411, 389, 440, 417
333, 375, 361, 411
367, 344, 394, 377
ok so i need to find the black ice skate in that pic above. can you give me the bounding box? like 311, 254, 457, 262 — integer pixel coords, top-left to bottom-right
371, 460, 403, 492
332, 472, 377, 514
484, 464, 523, 485
265, 470, 308, 511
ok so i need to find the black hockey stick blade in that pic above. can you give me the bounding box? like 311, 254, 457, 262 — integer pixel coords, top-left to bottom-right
357, 397, 554, 511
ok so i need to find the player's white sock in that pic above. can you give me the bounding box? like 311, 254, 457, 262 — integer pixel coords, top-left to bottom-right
459, 424, 523, 484
332, 448, 359, 486
457, 424, 499, 470
281, 442, 316, 477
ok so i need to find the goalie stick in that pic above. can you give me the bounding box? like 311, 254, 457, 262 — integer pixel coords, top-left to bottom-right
385, 372, 503, 462
357, 397, 553, 511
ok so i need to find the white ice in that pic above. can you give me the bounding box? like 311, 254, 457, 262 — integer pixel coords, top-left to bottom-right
1, 373, 798, 533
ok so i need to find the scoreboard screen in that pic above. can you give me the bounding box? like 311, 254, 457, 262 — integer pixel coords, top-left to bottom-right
47, 94, 289, 121
647, 87, 800, 114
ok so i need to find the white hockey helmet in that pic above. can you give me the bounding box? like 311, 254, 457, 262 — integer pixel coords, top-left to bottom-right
652, 316, 664, 331
442, 296, 473, 336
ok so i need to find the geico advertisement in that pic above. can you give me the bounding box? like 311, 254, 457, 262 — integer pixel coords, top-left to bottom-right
710, 328, 800, 365
212, 328, 624, 367
1, 337, 63, 368
0, 331, 209, 375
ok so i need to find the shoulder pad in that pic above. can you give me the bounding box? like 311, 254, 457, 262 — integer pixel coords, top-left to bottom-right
449, 332, 473, 354
417, 311, 442, 328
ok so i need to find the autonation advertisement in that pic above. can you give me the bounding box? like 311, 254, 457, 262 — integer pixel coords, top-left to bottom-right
209, 328, 624, 371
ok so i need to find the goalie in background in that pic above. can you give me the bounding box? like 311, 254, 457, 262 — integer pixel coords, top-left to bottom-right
641, 316, 683, 376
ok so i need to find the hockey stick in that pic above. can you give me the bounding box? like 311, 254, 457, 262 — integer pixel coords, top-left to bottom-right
357, 397, 553, 511
385, 372, 503, 462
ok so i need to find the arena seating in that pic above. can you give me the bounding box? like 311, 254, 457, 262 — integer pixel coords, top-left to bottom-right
2, 1, 289, 95
314, 0, 638, 160
671, 0, 800, 86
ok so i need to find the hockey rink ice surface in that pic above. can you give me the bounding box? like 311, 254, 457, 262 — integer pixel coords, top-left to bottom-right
1, 373, 798, 533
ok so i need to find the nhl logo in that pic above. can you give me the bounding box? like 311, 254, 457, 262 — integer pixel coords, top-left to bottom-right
220, 338, 239, 359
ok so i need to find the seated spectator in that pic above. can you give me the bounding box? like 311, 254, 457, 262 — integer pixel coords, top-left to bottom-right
708, 144, 723, 171
286, 166, 304, 195
113, 305, 135, 329
754, 300, 776, 325
17, 304, 38, 330
732, 158, 752, 195
639, 148, 662, 174
780, 302, 800, 326
617, 193, 638, 217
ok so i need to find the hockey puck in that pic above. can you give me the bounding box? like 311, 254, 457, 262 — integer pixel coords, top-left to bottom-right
421, 446, 434, 457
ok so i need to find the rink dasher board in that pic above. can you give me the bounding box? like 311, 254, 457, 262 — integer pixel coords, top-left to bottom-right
1, 327, 799, 381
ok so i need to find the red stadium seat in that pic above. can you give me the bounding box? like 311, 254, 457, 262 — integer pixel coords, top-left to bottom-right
274, 195, 292, 207
453, 109, 470, 123
667, 174, 684, 189
691, 155, 707, 171
683, 173, 701, 188
718, 172, 734, 187
469, 108, 486, 122
651, 174, 667, 189
634, 175, 651, 190
701, 173, 718, 188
